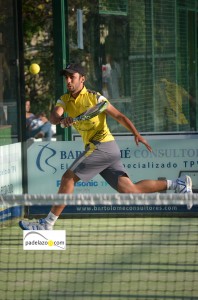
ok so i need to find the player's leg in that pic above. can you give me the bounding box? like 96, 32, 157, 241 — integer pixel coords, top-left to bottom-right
43, 142, 120, 228
117, 175, 167, 193
19, 142, 110, 230
50, 169, 80, 217
100, 150, 192, 194
19, 169, 80, 230
101, 168, 166, 193
105, 171, 192, 194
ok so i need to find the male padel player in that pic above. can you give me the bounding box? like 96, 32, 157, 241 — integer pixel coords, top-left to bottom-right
19, 63, 193, 230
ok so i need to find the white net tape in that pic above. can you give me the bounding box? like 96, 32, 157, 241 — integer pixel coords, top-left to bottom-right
0, 193, 197, 209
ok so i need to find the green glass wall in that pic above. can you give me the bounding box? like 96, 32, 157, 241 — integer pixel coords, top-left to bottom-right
1, 0, 197, 145
66, 0, 198, 137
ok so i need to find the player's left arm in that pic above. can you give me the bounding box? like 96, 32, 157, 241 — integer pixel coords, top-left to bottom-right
105, 103, 152, 152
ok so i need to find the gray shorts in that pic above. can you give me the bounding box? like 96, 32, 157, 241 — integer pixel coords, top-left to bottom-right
69, 140, 128, 191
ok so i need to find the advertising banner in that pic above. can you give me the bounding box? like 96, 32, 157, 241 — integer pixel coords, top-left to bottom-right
27, 139, 198, 194
0, 143, 23, 223
26, 138, 198, 217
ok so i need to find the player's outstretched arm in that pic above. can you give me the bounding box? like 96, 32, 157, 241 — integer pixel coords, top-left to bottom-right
106, 103, 152, 152
134, 135, 152, 152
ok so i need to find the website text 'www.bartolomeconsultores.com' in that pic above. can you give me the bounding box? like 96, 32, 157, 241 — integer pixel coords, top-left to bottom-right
75, 205, 178, 213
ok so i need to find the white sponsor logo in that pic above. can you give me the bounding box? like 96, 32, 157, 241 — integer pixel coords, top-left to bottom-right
23, 230, 66, 250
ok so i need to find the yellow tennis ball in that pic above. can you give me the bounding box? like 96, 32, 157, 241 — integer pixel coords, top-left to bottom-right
29, 63, 40, 75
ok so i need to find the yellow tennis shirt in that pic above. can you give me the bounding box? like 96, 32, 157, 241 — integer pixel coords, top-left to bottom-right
56, 86, 114, 146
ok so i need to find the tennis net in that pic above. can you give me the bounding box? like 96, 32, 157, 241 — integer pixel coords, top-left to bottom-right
0, 193, 198, 300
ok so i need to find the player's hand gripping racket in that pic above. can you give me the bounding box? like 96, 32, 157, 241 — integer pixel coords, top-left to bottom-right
60, 101, 108, 128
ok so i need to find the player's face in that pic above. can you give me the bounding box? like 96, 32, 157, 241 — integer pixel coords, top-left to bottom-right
65, 73, 84, 94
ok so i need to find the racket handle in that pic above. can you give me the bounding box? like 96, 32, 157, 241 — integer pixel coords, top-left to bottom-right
61, 117, 78, 128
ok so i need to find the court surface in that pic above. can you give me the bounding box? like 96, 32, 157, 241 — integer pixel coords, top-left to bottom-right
0, 217, 198, 300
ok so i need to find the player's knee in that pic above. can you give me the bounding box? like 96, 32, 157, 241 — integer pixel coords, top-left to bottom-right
117, 176, 139, 193
61, 169, 79, 183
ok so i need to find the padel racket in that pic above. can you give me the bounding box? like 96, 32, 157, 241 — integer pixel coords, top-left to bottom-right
60, 101, 108, 128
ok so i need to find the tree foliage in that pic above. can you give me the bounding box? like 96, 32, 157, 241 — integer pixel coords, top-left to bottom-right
22, 0, 99, 115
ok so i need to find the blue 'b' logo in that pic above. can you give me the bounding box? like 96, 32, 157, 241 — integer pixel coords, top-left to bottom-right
36, 143, 57, 174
